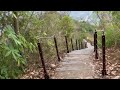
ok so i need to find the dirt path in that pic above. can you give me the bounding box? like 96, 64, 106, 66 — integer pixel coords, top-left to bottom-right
52, 42, 95, 79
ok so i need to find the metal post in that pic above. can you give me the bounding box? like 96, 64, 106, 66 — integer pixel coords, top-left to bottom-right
37, 42, 49, 79
54, 36, 60, 62
94, 31, 96, 52
85, 42, 87, 48
95, 31, 98, 59
76, 39, 78, 50
65, 36, 69, 53
81, 42, 83, 49
71, 38, 74, 51
79, 39, 81, 50
102, 32, 107, 76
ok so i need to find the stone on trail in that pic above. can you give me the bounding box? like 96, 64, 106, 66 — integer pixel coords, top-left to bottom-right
50, 64, 56, 69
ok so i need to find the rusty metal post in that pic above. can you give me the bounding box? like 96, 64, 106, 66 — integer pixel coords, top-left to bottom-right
81, 41, 83, 49
94, 31, 96, 52
71, 38, 74, 51
102, 32, 107, 76
65, 36, 69, 53
85, 42, 87, 48
95, 31, 98, 59
54, 36, 60, 62
37, 42, 49, 79
79, 39, 81, 50
76, 39, 78, 50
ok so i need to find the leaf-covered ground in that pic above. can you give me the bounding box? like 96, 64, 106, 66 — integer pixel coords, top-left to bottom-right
19, 53, 65, 79
20, 46, 120, 79
19, 61, 57, 79
94, 47, 120, 79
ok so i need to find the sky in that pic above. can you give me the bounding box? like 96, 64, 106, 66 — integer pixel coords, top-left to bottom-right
70, 11, 93, 21
70, 11, 100, 25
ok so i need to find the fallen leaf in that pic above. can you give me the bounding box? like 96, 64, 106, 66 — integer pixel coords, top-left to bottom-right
111, 71, 116, 75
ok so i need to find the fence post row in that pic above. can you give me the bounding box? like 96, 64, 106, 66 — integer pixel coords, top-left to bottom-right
102, 32, 107, 76
65, 36, 69, 53
37, 42, 50, 79
95, 31, 98, 59
54, 36, 61, 62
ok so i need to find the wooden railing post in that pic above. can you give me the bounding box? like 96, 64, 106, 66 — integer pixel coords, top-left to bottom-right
102, 32, 107, 76
95, 31, 98, 59
71, 38, 74, 51
54, 36, 60, 62
65, 36, 69, 53
37, 42, 49, 79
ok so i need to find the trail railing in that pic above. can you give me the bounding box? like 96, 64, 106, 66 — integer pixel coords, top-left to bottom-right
94, 30, 107, 77
37, 35, 87, 79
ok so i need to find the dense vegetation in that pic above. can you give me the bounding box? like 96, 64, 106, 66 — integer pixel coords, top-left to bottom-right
0, 11, 97, 78
94, 11, 120, 48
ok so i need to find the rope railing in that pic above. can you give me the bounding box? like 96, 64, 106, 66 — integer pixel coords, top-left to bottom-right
37, 35, 87, 79
94, 30, 107, 77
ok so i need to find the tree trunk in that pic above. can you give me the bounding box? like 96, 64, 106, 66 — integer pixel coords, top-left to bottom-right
13, 11, 19, 35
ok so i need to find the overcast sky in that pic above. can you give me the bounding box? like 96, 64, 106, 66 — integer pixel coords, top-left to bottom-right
70, 11, 93, 21
70, 11, 100, 25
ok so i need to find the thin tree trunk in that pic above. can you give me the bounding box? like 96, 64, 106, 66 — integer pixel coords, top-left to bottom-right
13, 11, 19, 35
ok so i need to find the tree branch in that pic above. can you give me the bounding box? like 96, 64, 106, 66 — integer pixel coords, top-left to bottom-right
96, 11, 105, 31
24, 11, 34, 34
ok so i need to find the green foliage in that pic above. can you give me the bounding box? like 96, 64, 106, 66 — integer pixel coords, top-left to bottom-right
105, 29, 115, 48
96, 11, 120, 48
60, 15, 74, 37
0, 25, 36, 78
80, 21, 94, 33
0, 11, 95, 79
97, 31, 102, 48
97, 29, 120, 48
